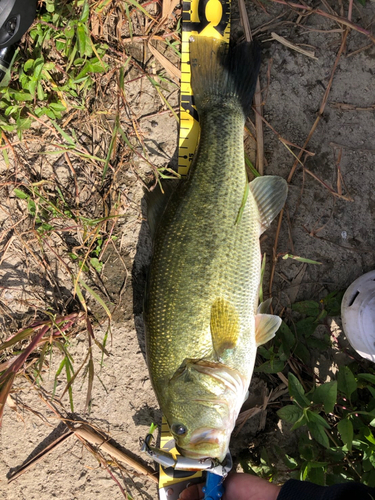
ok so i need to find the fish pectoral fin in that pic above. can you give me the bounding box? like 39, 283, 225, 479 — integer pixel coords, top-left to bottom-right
243, 389, 249, 403
145, 180, 179, 237
249, 176, 288, 234
210, 298, 240, 357
257, 298, 273, 314
255, 313, 282, 347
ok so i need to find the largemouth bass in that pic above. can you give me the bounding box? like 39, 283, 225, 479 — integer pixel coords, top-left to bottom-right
144, 37, 287, 462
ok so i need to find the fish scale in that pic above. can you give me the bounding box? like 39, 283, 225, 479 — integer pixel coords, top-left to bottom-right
145, 37, 287, 462
147, 107, 258, 380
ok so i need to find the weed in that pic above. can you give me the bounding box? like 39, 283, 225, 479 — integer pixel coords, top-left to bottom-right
274, 366, 375, 486
0, 1, 109, 137
0, 313, 83, 419
256, 293, 343, 374
246, 290, 375, 486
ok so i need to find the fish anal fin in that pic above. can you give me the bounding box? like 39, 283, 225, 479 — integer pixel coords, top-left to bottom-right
249, 176, 288, 234
255, 313, 282, 347
210, 298, 240, 357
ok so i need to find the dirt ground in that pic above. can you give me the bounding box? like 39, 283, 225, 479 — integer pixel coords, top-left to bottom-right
1, 1, 375, 499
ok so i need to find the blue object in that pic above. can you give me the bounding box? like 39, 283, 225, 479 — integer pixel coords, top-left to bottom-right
203, 471, 225, 500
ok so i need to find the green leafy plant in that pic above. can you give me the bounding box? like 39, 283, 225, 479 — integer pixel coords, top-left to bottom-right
13, 184, 116, 276
276, 368, 375, 486
247, 290, 375, 486
0, 1, 108, 136
256, 292, 344, 374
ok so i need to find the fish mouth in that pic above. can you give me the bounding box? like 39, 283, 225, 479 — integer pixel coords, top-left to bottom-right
189, 427, 226, 445
177, 444, 228, 463
176, 445, 211, 460
176, 427, 229, 462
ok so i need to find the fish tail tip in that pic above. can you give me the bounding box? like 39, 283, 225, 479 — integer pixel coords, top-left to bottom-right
189, 36, 261, 117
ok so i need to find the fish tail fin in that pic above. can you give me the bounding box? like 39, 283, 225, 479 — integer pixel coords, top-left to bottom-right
189, 36, 261, 117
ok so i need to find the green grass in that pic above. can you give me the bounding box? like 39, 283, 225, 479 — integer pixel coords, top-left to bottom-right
0, 1, 110, 137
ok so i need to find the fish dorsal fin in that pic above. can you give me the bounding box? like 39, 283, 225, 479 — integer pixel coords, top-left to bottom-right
255, 313, 282, 347
249, 176, 288, 234
210, 298, 240, 357
145, 180, 179, 237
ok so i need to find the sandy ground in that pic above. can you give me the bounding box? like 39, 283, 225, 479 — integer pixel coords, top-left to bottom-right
1, 1, 375, 498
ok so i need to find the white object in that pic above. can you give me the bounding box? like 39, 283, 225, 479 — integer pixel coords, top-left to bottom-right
341, 270, 375, 362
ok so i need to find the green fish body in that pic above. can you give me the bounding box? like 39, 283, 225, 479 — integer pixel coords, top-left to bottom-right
145, 37, 287, 462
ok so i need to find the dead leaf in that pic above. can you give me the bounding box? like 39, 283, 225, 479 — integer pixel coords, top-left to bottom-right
271, 32, 318, 60
147, 42, 180, 83
162, 0, 180, 19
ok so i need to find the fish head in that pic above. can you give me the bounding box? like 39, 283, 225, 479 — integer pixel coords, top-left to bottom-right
164, 359, 247, 462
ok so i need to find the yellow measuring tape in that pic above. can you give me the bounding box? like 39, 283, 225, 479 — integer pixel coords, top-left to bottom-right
178, 0, 231, 176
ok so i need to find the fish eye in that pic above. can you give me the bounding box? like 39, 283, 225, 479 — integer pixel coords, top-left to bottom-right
171, 423, 187, 436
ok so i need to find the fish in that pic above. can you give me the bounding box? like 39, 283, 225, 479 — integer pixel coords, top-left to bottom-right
144, 36, 288, 463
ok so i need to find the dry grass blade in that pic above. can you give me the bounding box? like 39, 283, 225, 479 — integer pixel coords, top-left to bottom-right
268, 0, 375, 44
252, 109, 315, 157
304, 167, 353, 202
238, 0, 252, 42
277, 372, 289, 386
347, 43, 373, 57
234, 407, 262, 435
19, 389, 159, 486
72, 423, 158, 483
302, 227, 373, 254
8, 431, 73, 483
336, 148, 343, 196
271, 32, 318, 59
254, 80, 264, 176
330, 102, 375, 111
235, 383, 289, 436
315, 9, 375, 44
147, 42, 180, 83
7, 418, 158, 486
288, 29, 349, 183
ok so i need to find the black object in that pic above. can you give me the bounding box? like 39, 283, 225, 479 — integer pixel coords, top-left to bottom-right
0, 43, 15, 81
0, 0, 37, 83
0, 0, 37, 48
278, 479, 375, 500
